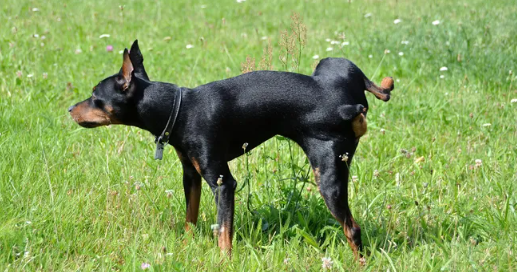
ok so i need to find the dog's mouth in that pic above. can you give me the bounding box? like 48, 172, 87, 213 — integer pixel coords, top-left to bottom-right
77, 121, 104, 128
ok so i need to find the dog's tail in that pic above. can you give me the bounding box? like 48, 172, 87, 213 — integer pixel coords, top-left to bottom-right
363, 77, 394, 102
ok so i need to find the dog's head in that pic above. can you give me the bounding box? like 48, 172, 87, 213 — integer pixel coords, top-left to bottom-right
69, 40, 148, 128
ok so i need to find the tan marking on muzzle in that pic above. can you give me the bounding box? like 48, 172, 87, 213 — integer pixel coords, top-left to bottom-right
70, 100, 120, 127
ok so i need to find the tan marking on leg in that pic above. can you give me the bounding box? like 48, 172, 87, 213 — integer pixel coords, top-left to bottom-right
312, 167, 320, 184
218, 222, 233, 256
190, 157, 202, 175
174, 148, 186, 162
364, 76, 394, 101
343, 219, 362, 259
317, 186, 363, 261
352, 113, 367, 138
185, 183, 201, 231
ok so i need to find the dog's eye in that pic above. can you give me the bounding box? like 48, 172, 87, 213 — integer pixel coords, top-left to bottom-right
93, 99, 104, 108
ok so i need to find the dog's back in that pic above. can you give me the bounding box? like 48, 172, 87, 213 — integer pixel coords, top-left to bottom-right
180, 59, 370, 158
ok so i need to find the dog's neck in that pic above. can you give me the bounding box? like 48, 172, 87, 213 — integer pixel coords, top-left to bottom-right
132, 77, 183, 138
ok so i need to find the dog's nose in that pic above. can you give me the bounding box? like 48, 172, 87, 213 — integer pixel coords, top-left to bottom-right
68, 105, 75, 112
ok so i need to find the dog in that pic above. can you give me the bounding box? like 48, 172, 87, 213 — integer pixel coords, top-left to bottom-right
69, 40, 394, 260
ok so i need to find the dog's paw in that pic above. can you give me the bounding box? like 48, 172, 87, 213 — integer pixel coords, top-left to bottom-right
381, 77, 394, 91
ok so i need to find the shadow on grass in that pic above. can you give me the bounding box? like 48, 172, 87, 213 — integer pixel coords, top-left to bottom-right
226, 183, 489, 257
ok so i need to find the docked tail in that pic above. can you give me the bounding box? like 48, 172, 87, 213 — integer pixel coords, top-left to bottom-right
364, 77, 394, 102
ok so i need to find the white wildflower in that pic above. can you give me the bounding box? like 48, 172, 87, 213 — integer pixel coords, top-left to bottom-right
99, 34, 110, 39
321, 257, 333, 270
326, 47, 333, 51
510, 98, 517, 103
312, 55, 320, 59
475, 159, 482, 167
165, 189, 174, 198
482, 123, 491, 127
432, 20, 441, 25
368, 54, 373, 58
364, 13, 372, 18
186, 44, 194, 49
394, 19, 402, 24
401, 40, 409, 45
440, 67, 448, 71
399, 52, 404, 56
341, 41, 350, 46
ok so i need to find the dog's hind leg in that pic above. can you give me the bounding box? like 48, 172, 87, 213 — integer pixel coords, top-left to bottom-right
364, 77, 394, 101
300, 138, 364, 261
207, 165, 237, 255
191, 151, 237, 255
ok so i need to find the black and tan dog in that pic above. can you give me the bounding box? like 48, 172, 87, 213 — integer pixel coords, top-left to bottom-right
69, 40, 394, 260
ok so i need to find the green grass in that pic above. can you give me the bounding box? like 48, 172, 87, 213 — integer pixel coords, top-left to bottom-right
1, 0, 516, 270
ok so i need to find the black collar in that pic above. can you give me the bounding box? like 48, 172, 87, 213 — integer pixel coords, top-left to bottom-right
154, 88, 183, 160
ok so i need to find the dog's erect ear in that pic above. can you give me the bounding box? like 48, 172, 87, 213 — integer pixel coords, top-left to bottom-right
120, 48, 133, 90
128, 40, 150, 80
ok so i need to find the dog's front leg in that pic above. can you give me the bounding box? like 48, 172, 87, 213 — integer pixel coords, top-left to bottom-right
175, 148, 202, 231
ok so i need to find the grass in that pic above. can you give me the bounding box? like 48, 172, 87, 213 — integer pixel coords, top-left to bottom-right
1, 0, 516, 270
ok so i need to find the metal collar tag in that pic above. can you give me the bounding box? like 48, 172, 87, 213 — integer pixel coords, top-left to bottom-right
154, 88, 182, 160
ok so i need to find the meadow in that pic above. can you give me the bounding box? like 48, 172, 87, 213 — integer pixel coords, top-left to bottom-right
1, 0, 516, 270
